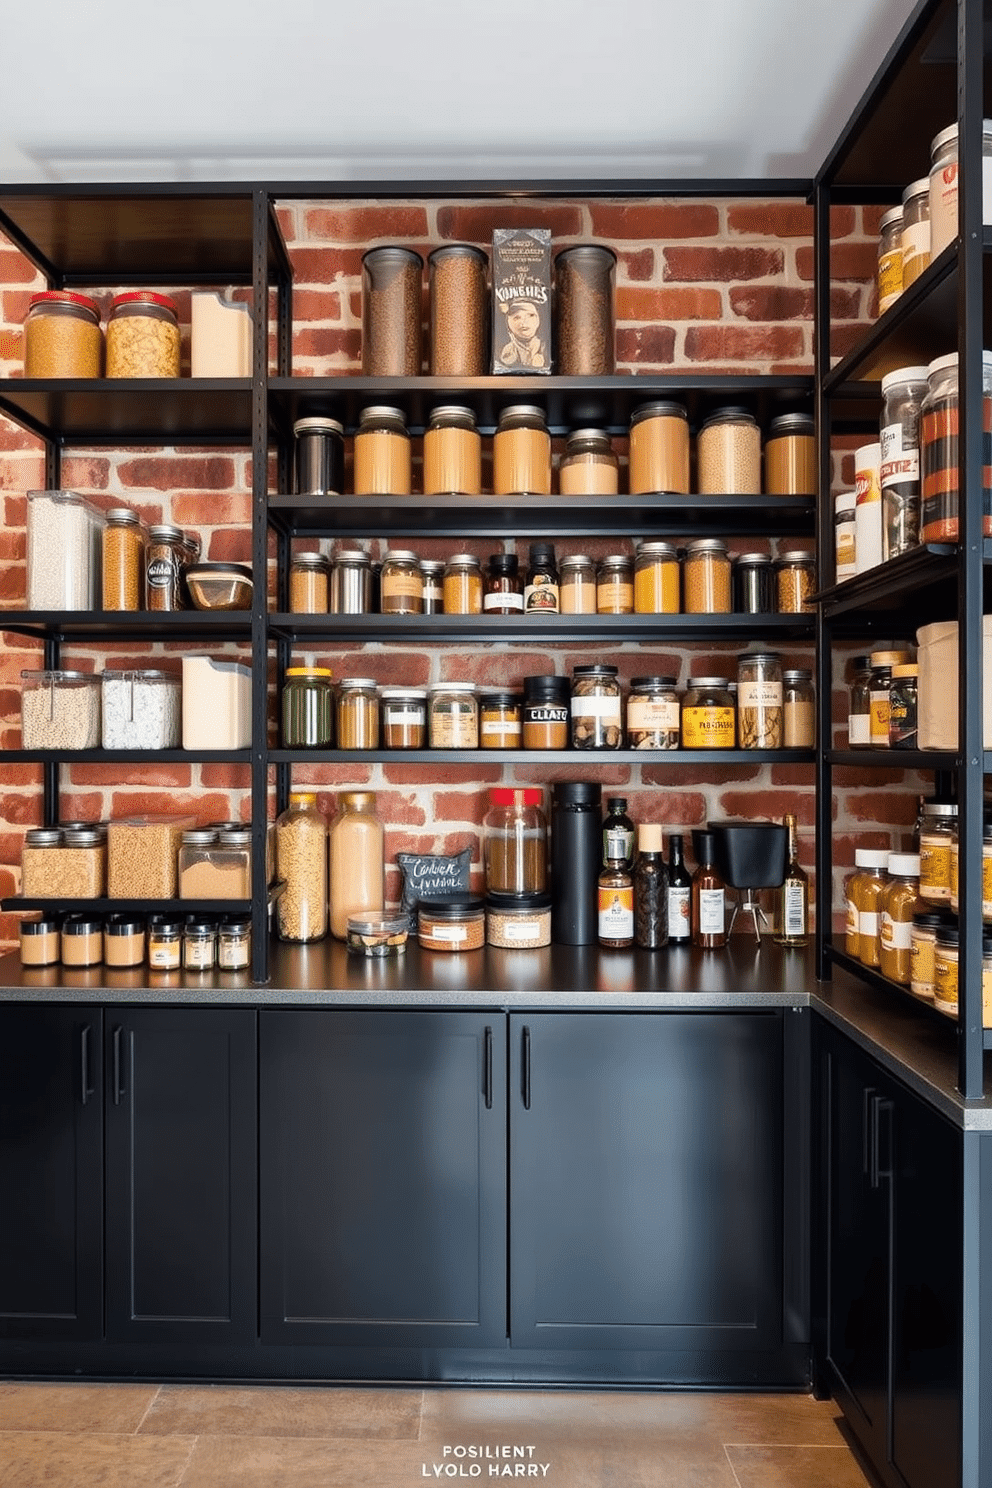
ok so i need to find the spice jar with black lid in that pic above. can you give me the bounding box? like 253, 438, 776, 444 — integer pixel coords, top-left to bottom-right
571, 664, 623, 750
522, 675, 570, 749
479, 690, 522, 749
524, 542, 559, 613
484, 553, 523, 613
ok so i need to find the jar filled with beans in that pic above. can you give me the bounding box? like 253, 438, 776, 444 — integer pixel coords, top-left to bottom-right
683, 539, 731, 613
776, 550, 817, 612
697, 407, 761, 494
571, 664, 623, 750
106, 293, 180, 378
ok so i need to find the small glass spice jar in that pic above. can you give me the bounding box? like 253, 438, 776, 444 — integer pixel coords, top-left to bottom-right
483, 553, 523, 613
776, 550, 816, 613
429, 682, 478, 748
443, 553, 483, 615
900, 178, 931, 287
218, 917, 252, 971
361, 246, 423, 376
733, 551, 775, 614
145, 523, 187, 612
485, 891, 552, 948
422, 405, 482, 494
596, 554, 634, 614
479, 689, 522, 749
633, 541, 679, 614
522, 675, 570, 749
764, 413, 816, 496
380, 688, 428, 749
559, 554, 597, 614
697, 407, 761, 494
888, 663, 919, 749
933, 921, 960, 1015
102, 508, 145, 611
282, 665, 334, 747
554, 245, 617, 375
380, 549, 424, 614
877, 206, 904, 313
570, 664, 623, 750
910, 909, 945, 998
420, 559, 444, 615
417, 894, 486, 952
681, 677, 736, 750
627, 675, 680, 750
493, 405, 551, 495
683, 539, 731, 614
147, 915, 183, 972
879, 852, 921, 986
353, 406, 412, 495
24, 290, 102, 378
183, 918, 217, 973
104, 914, 145, 969
329, 549, 372, 615
559, 429, 619, 495
19, 916, 61, 967
783, 669, 816, 748
835, 493, 857, 582
737, 651, 784, 750
290, 552, 330, 613
293, 416, 344, 497
61, 915, 103, 967
106, 292, 180, 377
628, 401, 690, 495
346, 912, 409, 958
337, 677, 380, 749
428, 246, 488, 377
920, 803, 957, 904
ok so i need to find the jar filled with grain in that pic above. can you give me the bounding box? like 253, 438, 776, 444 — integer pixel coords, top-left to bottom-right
783, 668, 816, 748
776, 550, 816, 613
282, 665, 334, 747
570, 664, 622, 750
380, 688, 428, 749
24, 291, 103, 378
337, 677, 380, 750
293, 417, 344, 497
628, 401, 690, 494
877, 206, 904, 314
900, 178, 931, 287
183, 918, 217, 972
330, 549, 372, 614
485, 892, 552, 949
555, 245, 616, 375
559, 554, 597, 614
218, 917, 252, 971
737, 652, 783, 750
21, 669, 101, 750
522, 675, 570, 749
428, 245, 488, 376
380, 549, 423, 614
627, 675, 680, 750
420, 558, 444, 614
484, 787, 547, 894
683, 538, 731, 614
633, 541, 679, 614
106, 293, 180, 377
479, 690, 522, 749
423, 405, 482, 494
764, 413, 816, 496
698, 408, 761, 494
353, 406, 411, 495
145, 523, 187, 612
418, 895, 486, 952
559, 429, 619, 495
102, 508, 145, 611
290, 552, 330, 613
596, 554, 634, 614
429, 683, 478, 748
442, 553, 483, 615
361, 246, 423, 376
733, 551, 775, 614
275, 791, 328, 942
493, 405, 551, 495
681, 677, 736, 750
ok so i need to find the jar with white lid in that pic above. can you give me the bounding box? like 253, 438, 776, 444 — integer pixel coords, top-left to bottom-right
381, 688, 428, 748
106, 292, 180, 377
900, 179, 931, 287
877, 206, 904, 314
336, 677, 380, 750
423, 406, 482, 494
929, 120, 992, 257
559, 429, 619, 495
353, 406, 411, 495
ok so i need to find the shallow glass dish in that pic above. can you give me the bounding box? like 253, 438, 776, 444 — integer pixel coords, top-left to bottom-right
185, 562, 253, 611
346, 913, 409, 957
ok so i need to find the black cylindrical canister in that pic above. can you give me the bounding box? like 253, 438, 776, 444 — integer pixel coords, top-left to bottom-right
551, 781, 602, 945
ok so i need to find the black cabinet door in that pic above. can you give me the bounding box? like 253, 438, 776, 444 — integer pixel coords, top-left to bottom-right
259, 1009, 506, 1348
509, 1012, 784, 1354
104, 1008, 257, 1345
0, 1004, 103, 1341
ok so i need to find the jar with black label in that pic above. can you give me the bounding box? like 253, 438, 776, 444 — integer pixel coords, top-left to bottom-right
484, 553, 523, 613
681, 677, 736, 750
146, 523, 186, 611
522, 675, 570, 749
627, 676, 680, 750
293, 416, 344, 496
524, 542, 559, 613
571, 664, 622, 750
596, 554, 634, 614
733, 552, 775, 614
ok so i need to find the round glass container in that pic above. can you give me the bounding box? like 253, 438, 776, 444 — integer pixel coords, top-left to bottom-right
290, 552, 330, 613
627, 675, 680, 750
479, 689, 522, 749
933, 922, 960, 1014
733, 551, 774, 615
147, 915, 182, 971
920, 803, 957, 904
282, 666, 334, 747
628, 401, 690, 494
596, 554, 634, 614
428, 245, 488, 376
145, 523, 186, 612
559, 429, 619, 495
910, 909, 945, 998
24, 290, 102, 378
847, 654, 873, 748
485, 891, 552, 948
293, 416, 344, 497
329, 549, 372, 614
493, 405, 551, 496
880, 365, 928, 561
106, 292, 180, 377
422, 405, 482, 494
877, 205, 904, 314
835, 492, 857, 582
634, 541, 680, 614
104, 914, 145, 969
102, 508, 145, 611
337, 677, 380, 750
737, 651, 783, 750
420, 559, 445, 615
559, 554, 597, 614
483, 553, 523, 614
570, 664, 622, 750
354, 405, 411, 495
380, 549, 423, 614
879, 852, 921, 986
183, 918, 216, 972
522, 675, 570, 749
102, 668, 181, 751
442, 553, 483, 615
380, 688, 428, 749
697, 407, 761, 494
888, 663, 919, 749
61, 915, 103, 967
783, 669, 815, 749
429, 683, 478, 748
275, 791, 328, 942
217, 917, 251, 971
417, 894, 486, 952
868, 649, 909, 748
764, 413, 816, 496
20, 916, 61, 967
681, 677, 735, 750
683, 538, 731, 614
921, 351, 992, 541
361, 246, 423, 375
776, 550, 816, 613
329, 791, 384, 940
346, 912, 409, 958
900, 178, 931, 287
483, 787, 547, 894
554, 245, 616, 375
855, 851, 890, 969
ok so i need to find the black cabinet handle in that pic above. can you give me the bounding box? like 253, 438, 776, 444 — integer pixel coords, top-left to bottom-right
80, 1024, 93, 1106
112, 1026, 124, 1105
484, 1026, 493, 1110
862, 1085, 876, 1176
874, 1098, 894, 1189
522, 1025, 531, 1110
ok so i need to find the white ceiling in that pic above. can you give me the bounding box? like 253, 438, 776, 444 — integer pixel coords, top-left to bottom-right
2, 0, 920, 185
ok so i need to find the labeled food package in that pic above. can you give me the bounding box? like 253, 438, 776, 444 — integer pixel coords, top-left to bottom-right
181, 657, 251, 749
492, 228, 552, 374
917, 619, 992, 749
107, 817, 194, 898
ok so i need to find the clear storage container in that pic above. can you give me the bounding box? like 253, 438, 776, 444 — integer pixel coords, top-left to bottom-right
483, 787, 548, 894
106, 292, 180, 377
361, 246, 423, 376
106, 816, 192, 898
21, 670, 101, 750
422, 405, 482, 494
628, 401, 689, 494
178, 827, 251, 898
101, 669, 181, 750
24, 291, 102, 378
559, 429, 619, 495
428, 246, 488, 377
102, 507, 145, 610
21, 826, 106, 898
26, 490, 105, 611
554, 245, 616, 375
353, 406, 412, 495
275, 791, 328, 942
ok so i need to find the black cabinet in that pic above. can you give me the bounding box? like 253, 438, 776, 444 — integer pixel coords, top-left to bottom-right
0, 1004, 103, 1341
259, 1008, 506, 1349
819, 1019, 962, 1488
509, 1012, 786, 1364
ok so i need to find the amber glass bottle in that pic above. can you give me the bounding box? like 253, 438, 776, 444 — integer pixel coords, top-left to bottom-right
691, 830, 726, 948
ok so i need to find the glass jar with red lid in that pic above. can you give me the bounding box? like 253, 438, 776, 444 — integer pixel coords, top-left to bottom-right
24, 291, 103, 377
483, 787, 548, 894
106, 292, 181, 377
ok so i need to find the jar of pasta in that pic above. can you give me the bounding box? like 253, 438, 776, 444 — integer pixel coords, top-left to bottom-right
559, 429, 619, 495
493, 405, 551, 496
106, 292, 180, 377
354, 406, 411, 495
634, 541, 679, 614
683, 539, 731, 614
737, 652, 783, 750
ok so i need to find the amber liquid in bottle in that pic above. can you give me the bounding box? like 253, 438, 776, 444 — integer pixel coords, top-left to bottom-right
691, 831, 726, 949
774, 812, 809, 946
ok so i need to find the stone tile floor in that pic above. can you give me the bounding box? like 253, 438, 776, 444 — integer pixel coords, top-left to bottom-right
0, 1382, 879, 1487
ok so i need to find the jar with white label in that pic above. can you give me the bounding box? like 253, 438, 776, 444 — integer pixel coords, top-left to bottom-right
854, 443, 882, 573
183, 918, 216, 972
880, 365, 928, 560
737, 652, 783, 750
485, 892, 552, 948
418, 895, 486, 952
847, 655, 872, 747
570, 664, 622, 750
218, 918, 251, 971
877, 206, 904, 313
929, 120, 992, 258
919, 803, 957, 904
380, 550, 423, 614
147, 916, 182, 971
911, 909, 945, 998
868, 649, 910, 747
855, 850, 890, 969
429, 683, 478, 748
381, 688, 428, 749
626, 676, 680, 750
900, 179, 931, 287
879, 852, 920, 985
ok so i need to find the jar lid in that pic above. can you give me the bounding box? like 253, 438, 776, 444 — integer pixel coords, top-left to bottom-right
427, 404, 476, 424
700, 406, 757, 428
630, 675, 677, 690
60, 819, 106, 835
887, 852, 921, 876
428, 243, 487, 264
383, 548, 419, 563
892, 663, 919, 678
339, 790, 376, 807
850, 655, 872, 670
497, 404, 545, 424
110, 291, 178, 314
685, 538, 728, 555
932, 123, 960, 155
936, 922, 960, 945
105, 915, 145, 935
869, 649, 910, 667
361, 245, 423, 267
101, 667, 175, 682
768, 413, 814, 435
598, 554, 632, 569
479, 689, 522, 707
572, 663, 619, 677
62, 916, 103, 935
565, 428, 612, 449
220, 917, 253, 933
292, 552, 331, 570
922, 801, 958, 818
417, 893, 485, 918
335, 549, 371, 565
28, 289, 101, 320
629, 400, 688, 426
347, 911, 410, 935
419, 558, 445, 576
835, 492, 857, 513
551, 780, 601, 804
288, 791, 318, 804
528, 542, 556, 563
558, 554, 594, 573
739, 651, 781, 664
635, 541, 678, 558
61, 827, 104, 846
21, 917, 60, 935
927, 352, 959, 380
447, 553, 481, 568
285, 665, 333, 677
184, 919, 216, 934
734, 551, 772, 565
106, 506, 141, 524
359, 405, 407, 425
380, 687, 428, 700
429, 681, 477, 694
902, 178, 930, 203
218, 828, 251, 846
148, 522, 185, 542
182, 828, 218, 845
21, 669, 96, 684
912, 909, 951, 928
554, 244, 617, 265
687, 676, 732, 689
782, 668, 813, 683
25, 828, 62, 846
854, 848, 891, 869
778, 550, 815, 564
486, 553, 519, 573
880, 365, 929, 393
339, 676, 378, 690
879, 205, 904, 231
484, 891, 553, 912
523, 674, 570, 701
293, 416, 344, 436
489, 787, 542, 807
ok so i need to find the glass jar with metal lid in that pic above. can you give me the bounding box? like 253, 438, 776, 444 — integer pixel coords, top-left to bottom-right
920, 802, 957, 904
697, 407, 761, 494
183, 918, 217, 973
218, 917, 251, 971
21, 826, 101, 899
20, 669, 101, 750
293, 417, 344, 497
877, 206, 904, 313
493, 405, 551, 496
559, 429, 619, 495
733, 552, 775, 614
835, 492, 857, 581
596, 554, 634, 614
101, 668, 180, 750
61, 915, 104, 967
420, 558, 444, 614
880, 364, 929, 560
627, 675, 680, 750
282, 666, 334, 747
570, 664, 622, 750
442, 553, 483, 615
147, 915, 183, 971
422, 405, 482, 494
353, 406, 411, 495
104, 914, 146, 969
479, 690, 523, 749
868, 648, 910, 747
381, 688, 428, 749
559, 554, 597, 614
764, 413, 816, 496
776, 550, 816, 613
847, 654, 873, 747
554, 245, 617, 375
783, 669, 815, 748
683, 538, 731, 613
429, 683, 478, 748
361, 246, 423, 376
380, 549, 423, 614
330, 549, 372, 614
634, 541, 679, 614
106, 292, 180, 377
900, 178, 931, 287
102, 508, 145, 610
290, 552, 330, 613
146, 523, 187, 611
628, 401, 689, 494
428, 246, 488, 377
888, 663, 918, 749
337, 678, 380, 750
681, 677, 735, 750
737, 652, 783, 750
19, 915, 61, 968
24, 290, 102, 378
